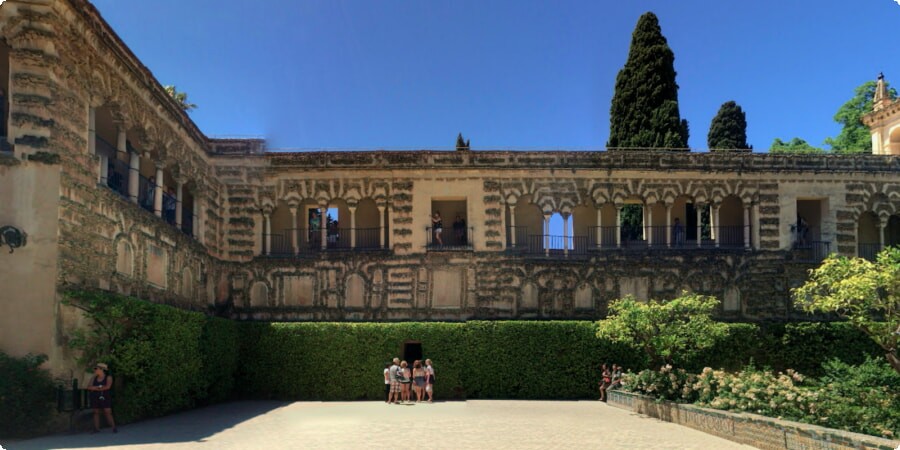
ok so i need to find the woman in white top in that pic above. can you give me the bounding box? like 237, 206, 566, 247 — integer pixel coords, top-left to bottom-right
425, 358, 435, 403
383, 363, 391, 403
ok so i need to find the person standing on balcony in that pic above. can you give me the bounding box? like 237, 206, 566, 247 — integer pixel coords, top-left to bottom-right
453, 214, 467, 245
672, 217, 685, 247
164, 187, 177, 223
431, 212, 444, 247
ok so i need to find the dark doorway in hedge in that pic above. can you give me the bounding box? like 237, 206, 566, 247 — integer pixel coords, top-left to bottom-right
402, 341, 422, 363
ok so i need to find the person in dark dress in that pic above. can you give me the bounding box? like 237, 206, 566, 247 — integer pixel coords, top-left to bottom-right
87, 363, 117, 433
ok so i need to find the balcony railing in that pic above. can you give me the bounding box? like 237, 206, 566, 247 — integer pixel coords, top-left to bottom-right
857, 243, 882, 262
581, 225, 749, 250
263, 228, 385, 256
524, 234, 589, 258
427, 226, 473, 251
105, 157, 129, 199
793, 241, 831, 263
505, 225, 529, 251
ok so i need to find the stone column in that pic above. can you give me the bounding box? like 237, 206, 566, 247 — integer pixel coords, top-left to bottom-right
615, 205, 622, 248
666, 204, 673, 248
175, 180, 184, 228
125, 130, 139, 204
263, 210, 272, 256
642, 205, 648, 240
647, 204, 654, 246
289, 205, 299, 255
879, 218, 887, 250
713, 205, 720, 248
562, 213, 570, 256
349, 206, 357, 249
743, 205, 751, 249
751, 203, 760, 250
90, 108, 104, 185
192, 194, 200, 239
543, 213, 551, 257
596, 206, 603, 248
153, 162, 164, 217
509, 205, 517, 248
378, 205, 386, 249
696, 204, 703, 248
320, 203, 328, 250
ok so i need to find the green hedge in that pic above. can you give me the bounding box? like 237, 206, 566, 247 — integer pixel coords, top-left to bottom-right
64, 291, 241, 423
233, 320, 881, 401
0, 353, 55, 438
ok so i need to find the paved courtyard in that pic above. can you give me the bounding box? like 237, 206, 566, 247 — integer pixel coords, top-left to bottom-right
7, 401, 753, 450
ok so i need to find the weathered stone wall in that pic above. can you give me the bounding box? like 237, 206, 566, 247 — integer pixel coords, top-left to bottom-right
227, 250, 821, 322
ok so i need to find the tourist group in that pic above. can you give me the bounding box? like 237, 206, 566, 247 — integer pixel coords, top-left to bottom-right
384, 358, 435, 404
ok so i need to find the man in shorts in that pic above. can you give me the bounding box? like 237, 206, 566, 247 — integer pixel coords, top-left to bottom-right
388, 357, 402, 404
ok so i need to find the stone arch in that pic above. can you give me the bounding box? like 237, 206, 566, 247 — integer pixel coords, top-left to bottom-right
114, 235, 134, 277
345, 273, 367, 308
249, 281, 269, 307
718, 195, 745, 247
857, 211, 880, 260
889, 125, 900, 155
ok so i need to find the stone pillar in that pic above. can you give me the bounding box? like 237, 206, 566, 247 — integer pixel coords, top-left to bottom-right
696, 204, 703, 248
263, 211, 271, 256
153, 163, 164, 217
743, 205, 751, 249
320, 204, 328, 250
647, 205, 654, 246
289, 206, 299, 255
713, 205, 720, 248
562, 214, 570, 256
751, 203, 760, 250
349, 206, 357, 249
666, 204, 672, 248
125, 131, 139, 204
615, 206, 622, 248
175, 180, 184, 228
509, 205, 517, 248
596, 206, 603, 248
378, 205, 386, 249
90, 108, 104, 184
543, 213, 551, 257
642, 205, 648, 240
192, 194, 200, 239
879, 218, 886, 249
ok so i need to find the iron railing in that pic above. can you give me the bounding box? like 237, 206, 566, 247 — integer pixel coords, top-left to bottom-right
427, 226, 473, 251
264, 228, 384, 255
506, 226, 529, 250
858, 243, 882, 262
523, 234, 589, 258
105, 157, 130, 199
793, 241, 831, 263
583, 225, 749, 249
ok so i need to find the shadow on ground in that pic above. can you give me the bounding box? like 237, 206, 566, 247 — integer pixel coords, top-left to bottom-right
6, 401, 288, 450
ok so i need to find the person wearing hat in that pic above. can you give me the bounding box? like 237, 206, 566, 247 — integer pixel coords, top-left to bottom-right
86, 363, 117, 433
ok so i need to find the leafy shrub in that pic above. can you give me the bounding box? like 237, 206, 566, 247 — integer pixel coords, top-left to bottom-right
623, 357, 900, 438
597, 294, 730, 368
0, 353, 56, 438
64, 291, 240, 423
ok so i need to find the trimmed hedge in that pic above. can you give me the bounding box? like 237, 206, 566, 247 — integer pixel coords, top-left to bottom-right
0, 353, 55, 438
64, 291, 241, 423
234, 320, 881, 401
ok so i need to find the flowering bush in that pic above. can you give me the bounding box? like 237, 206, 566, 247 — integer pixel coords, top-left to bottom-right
623, 357, 900, 438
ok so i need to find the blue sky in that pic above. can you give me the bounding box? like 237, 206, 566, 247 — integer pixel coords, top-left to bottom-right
92, 0, 900, 151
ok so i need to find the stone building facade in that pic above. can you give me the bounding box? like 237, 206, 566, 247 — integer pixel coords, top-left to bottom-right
0, 0, 898, 374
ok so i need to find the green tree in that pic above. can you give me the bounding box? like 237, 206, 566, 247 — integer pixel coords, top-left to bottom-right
793, 248, 900, 376
769, 137, 825, 154
608, 12, 689, 150
455, 132, 470, 151
597, 293, 729, 368
164, 85, 197, 112
825, 81, 897, 154
708, 101, 751, 150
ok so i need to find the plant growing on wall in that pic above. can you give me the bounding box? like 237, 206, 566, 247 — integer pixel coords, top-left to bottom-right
164, 85, 197, 112
793, 247, 900, 375
596, 293, 729, 368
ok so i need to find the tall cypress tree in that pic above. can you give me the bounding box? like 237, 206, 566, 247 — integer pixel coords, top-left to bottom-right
707, 101, 751, 150
608, 12, 688, 150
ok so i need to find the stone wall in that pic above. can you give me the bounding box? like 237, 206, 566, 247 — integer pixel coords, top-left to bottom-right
608, 390, 900, 450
